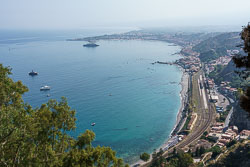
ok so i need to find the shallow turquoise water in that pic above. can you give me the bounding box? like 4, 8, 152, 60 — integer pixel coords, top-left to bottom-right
0, 31, 182, 163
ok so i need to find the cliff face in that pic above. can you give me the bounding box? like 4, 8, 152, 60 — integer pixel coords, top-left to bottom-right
230, 103, 250, 131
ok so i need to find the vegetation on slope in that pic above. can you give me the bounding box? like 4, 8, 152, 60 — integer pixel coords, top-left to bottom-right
208, 141, 250, 167
232, 23, 250, 115
208, 60, 246, 88
150, 149, 193, 167
0, 64, 127, 167
193, 32, 241, 62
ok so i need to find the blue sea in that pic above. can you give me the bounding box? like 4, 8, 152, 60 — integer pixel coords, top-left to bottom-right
0, 29, 182, 163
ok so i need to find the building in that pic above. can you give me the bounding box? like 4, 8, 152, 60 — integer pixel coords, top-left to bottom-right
210, 95, 219, 103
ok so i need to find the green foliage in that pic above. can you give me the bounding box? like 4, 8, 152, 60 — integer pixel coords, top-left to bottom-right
195, 146, 205, 157
208, 64, 225, 84
0, 64, 126, 167
151, 149, 165, 167
199, 50, 220, 62
208, 142, 250, 167
166, 151, 193, 167
140, 152, 150, 162
226, 140, 237, 148
193, 32, 240, 62
208, 60, 246, 88
216, 110, 230, 123
182, 114, 192, 131
196, 162, 204, 167
226, 105, 232, 111
178, 152, 193, 167
201, 135, 217, 143
208, 146, 222, 159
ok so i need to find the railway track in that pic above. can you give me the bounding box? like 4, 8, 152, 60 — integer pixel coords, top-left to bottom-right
177, 103, 213, 148
163, 71, 214, 154
177, 73, 213, 148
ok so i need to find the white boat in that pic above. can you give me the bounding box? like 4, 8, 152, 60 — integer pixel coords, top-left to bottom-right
40, 85, 51, 91
91, 122, 96, 126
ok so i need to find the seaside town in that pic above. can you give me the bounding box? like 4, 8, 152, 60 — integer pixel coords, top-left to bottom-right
2, 1, 250, 167
150, 43, 250, 166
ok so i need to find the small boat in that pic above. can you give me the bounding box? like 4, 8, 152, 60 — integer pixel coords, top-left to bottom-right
91, 122, 96, 126
29, 70, 38, 76
40, 85, 51, 91
47, 94, 51, 97
83, 43, 99, 47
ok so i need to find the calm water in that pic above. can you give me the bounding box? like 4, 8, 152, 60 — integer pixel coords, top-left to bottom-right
0, 30, 182, 163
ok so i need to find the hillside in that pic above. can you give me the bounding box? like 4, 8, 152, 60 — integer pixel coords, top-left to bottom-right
208, 60, 244, 88
209, 59, 246, 88
69, 30, 221, 47
208, 141, 250, 167
193, 32, 241, 62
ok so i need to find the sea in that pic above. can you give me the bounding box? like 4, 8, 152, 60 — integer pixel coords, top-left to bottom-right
0, 28, 182, 163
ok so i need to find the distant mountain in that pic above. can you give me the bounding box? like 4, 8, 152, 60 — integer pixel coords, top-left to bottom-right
193, 32, 241, 62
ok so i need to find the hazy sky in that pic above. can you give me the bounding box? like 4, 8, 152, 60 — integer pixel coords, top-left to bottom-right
1, 0, 250, 29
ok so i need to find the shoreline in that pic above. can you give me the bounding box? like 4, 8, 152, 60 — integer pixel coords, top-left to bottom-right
73, 34, 190, 166
131, 65, 190, 166
171, 67, 189, 136
156, 66, 189, 151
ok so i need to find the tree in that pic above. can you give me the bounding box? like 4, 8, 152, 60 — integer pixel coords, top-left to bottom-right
232, 23, 250, 115
177, 152, 193, 167
167, 151, 193, 167
226, 140, 237, 148
210, 146, 222, 159
0, 64, 127, 167
151, 149, 166, 167
140, 152, 150, 162
195, 146, 206, 158
173, 147, 177, 155
195, 147, 200, 157
200, 146, 205, 155
203, 131, 208, 136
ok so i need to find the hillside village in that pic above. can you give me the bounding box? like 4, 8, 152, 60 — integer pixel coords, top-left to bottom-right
144, 31, 250, 166
169, 33, 250, 165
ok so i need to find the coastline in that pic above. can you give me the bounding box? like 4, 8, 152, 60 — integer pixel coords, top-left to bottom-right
131, 65, 190, 166
157, 66, 189, 151
71, 33, 190, 165
171, 67, 189, 136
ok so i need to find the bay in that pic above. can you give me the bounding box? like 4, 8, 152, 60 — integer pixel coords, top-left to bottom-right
0, 30, 182, 163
